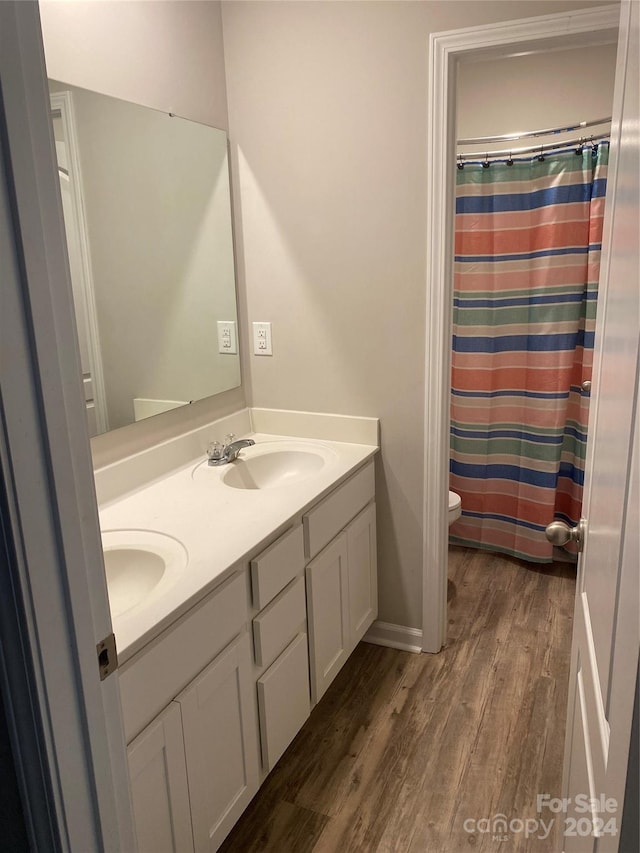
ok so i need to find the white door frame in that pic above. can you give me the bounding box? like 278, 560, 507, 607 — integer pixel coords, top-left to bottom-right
50, 89, 109, 435
422, 4, 621, 654
0, 3, 135, 850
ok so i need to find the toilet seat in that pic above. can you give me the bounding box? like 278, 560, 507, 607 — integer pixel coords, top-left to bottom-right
448, 490, 462, 524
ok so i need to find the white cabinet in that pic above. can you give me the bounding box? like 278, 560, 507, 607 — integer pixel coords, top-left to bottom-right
122, 570, 260, 853
303, 461, 375, 560
128, 703, 194, 853
120, 570, 248, 744
123, 459, 377, 852
127, 632, 259, 853
305, 464, 377, 704
177, 632, 260, 852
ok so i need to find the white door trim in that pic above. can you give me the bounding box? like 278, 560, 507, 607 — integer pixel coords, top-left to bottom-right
50, 89, 109, 434
422, 4, 621, 654
0, 3, 135, 850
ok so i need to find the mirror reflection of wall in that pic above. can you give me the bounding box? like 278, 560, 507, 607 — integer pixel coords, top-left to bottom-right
49, 81, 241, 436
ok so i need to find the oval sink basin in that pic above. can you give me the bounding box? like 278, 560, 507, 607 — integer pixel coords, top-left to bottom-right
101, 530, 187, 617
192, 440, 338, 490
222, 449, 325, 490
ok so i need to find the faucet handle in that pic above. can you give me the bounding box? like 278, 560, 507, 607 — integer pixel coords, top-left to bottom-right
206, 441, 224, 463
224, 433, 236, 448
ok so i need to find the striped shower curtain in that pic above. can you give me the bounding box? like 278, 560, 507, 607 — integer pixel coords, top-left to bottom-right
450, 144, 608, 562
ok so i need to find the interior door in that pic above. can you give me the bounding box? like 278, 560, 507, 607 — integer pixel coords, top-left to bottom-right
559, 2, 639, 850
0, 3, 135, 849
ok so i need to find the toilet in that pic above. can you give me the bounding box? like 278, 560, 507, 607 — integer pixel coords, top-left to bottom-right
448, 490, 462, 525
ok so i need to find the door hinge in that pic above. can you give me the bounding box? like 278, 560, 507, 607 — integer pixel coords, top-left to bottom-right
97, 633, 118, 680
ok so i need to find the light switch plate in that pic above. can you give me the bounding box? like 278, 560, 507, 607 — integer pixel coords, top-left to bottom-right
252, 321, 273, 356
217, 320, 237, 354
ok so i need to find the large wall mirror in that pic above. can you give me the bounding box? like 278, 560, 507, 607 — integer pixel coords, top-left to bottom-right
49, 81, 241, 437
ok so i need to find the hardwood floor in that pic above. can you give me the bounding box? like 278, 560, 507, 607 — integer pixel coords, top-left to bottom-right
220, 546, 576, 853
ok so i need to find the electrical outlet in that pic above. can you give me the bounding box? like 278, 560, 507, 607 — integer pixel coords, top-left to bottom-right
217, 321, 237, 354
252, 321, 273, 356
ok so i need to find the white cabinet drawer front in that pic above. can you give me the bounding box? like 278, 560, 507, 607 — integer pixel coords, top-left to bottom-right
120, 570, 248, 743
177, 632, 260, 853
253, 575, 306, 669
127, 703, 194, 853
303, 461, 375, 559
251, 524, 305, 610
257, 633, 311, 772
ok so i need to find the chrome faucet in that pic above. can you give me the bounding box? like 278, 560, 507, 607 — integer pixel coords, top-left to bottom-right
206, 434, 255, 466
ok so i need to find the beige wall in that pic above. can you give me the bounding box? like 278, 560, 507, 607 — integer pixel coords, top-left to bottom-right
221, 0, 618, 630
40, 0, 228, 128
40, 0, 246, 464
457, 43, 617, 141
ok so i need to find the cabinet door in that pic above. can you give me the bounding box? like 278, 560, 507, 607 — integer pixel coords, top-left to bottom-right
257, 632, 310, 771
177, 633, 259, 853
346, 502, 378, 650
127, 703, 194, 853
306, 533, 350, 704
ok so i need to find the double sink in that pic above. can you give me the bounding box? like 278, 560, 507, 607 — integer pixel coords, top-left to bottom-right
102, 440, 335, 618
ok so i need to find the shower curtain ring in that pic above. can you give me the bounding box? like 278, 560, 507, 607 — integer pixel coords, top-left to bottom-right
482, 153, 490, 169
575, 136, 584, 155
506, 151, 514, 167
457, 154, 464, 170
537, 146, 545, 163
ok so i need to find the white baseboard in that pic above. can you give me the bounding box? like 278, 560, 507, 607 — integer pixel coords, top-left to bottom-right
363, 620, 423, 654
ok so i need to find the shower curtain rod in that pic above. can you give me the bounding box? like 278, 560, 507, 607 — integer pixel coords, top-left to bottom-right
457, 116, 611, 146
458, 131, 610, 163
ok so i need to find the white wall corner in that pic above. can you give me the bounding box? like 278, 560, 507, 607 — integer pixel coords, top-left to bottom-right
363, 621, 423, 655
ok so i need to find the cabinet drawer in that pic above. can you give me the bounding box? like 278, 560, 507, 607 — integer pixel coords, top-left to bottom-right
251, 525, 305, 609
257, 633, 310, 771
303, 461, 375, 559
253, 576, 306, 668
119, 570, 248, 743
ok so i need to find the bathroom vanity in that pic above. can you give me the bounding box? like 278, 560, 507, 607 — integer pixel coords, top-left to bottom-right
95, 410, 379, 852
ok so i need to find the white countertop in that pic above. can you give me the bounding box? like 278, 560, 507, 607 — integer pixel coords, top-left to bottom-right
100, 432, 377, 663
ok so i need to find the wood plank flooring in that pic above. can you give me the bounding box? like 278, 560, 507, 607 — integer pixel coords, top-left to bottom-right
220, 546, 576, 853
